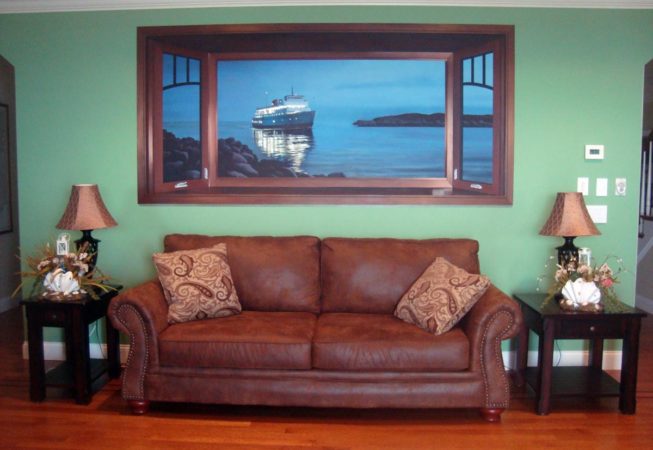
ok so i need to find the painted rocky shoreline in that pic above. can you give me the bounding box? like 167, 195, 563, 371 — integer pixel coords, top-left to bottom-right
219, 138, 345, 178
163, 130, 346, 179
353, 112, 493, 127
163, 130, 202, 181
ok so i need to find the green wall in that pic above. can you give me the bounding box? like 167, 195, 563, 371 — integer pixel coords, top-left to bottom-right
1, 6, 652, 349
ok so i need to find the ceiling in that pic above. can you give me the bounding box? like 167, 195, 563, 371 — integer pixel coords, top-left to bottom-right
0, 0, 652, 14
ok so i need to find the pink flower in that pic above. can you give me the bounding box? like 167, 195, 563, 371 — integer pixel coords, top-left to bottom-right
601, 278, 614, 288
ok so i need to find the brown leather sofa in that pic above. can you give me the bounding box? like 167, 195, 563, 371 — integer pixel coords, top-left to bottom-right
108, 235, 523, 422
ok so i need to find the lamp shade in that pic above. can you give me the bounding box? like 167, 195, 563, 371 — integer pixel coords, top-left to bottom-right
56, 184, 117, 231
539, 192, 600, 237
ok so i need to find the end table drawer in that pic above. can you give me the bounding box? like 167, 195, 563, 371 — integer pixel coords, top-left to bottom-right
41, 310, 67, 325
557, 320, 625, 339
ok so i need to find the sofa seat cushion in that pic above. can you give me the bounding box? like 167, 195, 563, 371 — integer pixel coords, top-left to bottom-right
313, 313, 469, 372
159, 311, 317, 370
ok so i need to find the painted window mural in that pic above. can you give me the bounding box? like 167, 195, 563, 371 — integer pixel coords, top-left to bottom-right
215, 59, 446, 179
461, 52, 494, 185
162, 53, 202, 183
138, 24, 513, 204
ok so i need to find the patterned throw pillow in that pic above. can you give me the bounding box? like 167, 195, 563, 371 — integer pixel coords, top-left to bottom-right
153, 243, 241, 324
394, 257, 490, 335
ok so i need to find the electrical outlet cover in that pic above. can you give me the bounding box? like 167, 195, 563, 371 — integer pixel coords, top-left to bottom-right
615, 178, 627, 196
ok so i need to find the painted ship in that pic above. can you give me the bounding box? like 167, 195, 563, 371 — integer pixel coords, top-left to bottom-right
251, 90, 316, 130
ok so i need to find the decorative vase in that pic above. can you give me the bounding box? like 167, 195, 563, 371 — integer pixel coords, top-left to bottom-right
43, 268, 81, 296
560, 279, 603, 312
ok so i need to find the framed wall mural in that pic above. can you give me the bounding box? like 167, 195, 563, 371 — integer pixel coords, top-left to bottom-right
0, 103, 11, 233
138, 24, 514, 204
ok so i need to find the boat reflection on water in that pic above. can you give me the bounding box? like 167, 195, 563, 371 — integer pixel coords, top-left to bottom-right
252, 128, 315, 172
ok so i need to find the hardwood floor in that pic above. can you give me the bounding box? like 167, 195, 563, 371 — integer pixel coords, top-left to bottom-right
0, 306, 651, 449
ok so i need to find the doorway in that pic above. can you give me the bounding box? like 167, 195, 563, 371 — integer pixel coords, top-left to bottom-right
636, 59, 653, 314
0, 55, 20, 313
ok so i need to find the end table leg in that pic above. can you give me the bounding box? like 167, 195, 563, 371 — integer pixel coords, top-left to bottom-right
619, 318, 642, 414
589, 338, 604, 370
71, 309, 92, 404
536, 319, 555, 415
514, 318, 529, 387
26, 310, 46, 402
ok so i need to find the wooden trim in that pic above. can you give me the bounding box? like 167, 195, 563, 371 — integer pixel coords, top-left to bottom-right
213, 178, 452, 189
0, 102, 13, 235
137, 28, 150, 203
451, 37, 512, 198
444, 53, 455, 184
215, 51, 453, 61
207, 53, 218, 187
503, 27, 515, 205
139, 190, 513, 205
152, 44, 209, 193
138, 23, 516, 37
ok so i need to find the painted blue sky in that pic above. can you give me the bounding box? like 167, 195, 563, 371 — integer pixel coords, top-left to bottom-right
163, 57, 494, 137
217, 59, 446, 123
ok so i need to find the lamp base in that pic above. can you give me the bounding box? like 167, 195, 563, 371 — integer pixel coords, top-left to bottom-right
75, 230, 100, 274
556, 236, 579, 268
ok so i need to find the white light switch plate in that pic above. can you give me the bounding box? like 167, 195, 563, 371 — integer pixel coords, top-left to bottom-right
587, 205, 608, 224
577, 177, 589, 196
596, 178, 608, 197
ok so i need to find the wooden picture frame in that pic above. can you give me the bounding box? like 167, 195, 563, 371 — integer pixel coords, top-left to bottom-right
138, 24, 514, 205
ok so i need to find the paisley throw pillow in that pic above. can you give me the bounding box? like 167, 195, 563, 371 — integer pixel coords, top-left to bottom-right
153, 243, 241, 324
394, 257, 490, 335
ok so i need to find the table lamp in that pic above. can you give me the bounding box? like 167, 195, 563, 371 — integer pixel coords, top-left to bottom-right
56, 184, 117, 273
539, 192, 600, 267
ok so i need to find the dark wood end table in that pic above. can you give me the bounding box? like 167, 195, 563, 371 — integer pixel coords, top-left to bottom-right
513, 293, 647, 415
21, 286, 122, 404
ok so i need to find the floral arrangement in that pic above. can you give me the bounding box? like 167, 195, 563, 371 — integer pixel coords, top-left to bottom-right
538, 255, 628, 312
13, 242, 114, 300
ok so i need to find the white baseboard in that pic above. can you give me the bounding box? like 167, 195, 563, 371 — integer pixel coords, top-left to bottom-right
21, 342, 623, 371
0, 295, 19, 314
636, 294, 653, 314
22, 341, 130, 364
502, 350, 623, 371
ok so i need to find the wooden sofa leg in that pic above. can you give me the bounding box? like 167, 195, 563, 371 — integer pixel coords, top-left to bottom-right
479, 408, 504, 422
128, 400, 150, 415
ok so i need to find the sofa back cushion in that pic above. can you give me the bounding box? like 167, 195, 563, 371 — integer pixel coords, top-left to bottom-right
164, 235, 321, 313
320, 237, 480, 314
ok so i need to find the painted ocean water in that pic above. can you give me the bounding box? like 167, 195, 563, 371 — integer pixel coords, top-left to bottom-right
167, 116, 493, 181
220, 116, 444, 178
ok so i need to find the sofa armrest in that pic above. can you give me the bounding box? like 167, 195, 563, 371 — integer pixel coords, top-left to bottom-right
108, 279, 169, 401
460, 284, 523, 408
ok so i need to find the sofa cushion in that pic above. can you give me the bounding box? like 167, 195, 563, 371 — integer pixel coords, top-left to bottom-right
152, 244, 242, 324
159, 311, 317, 370
394, 257, 490, 335
312, 313, 469, 371
164, 235, 321, 313
321, 237, 480, 314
